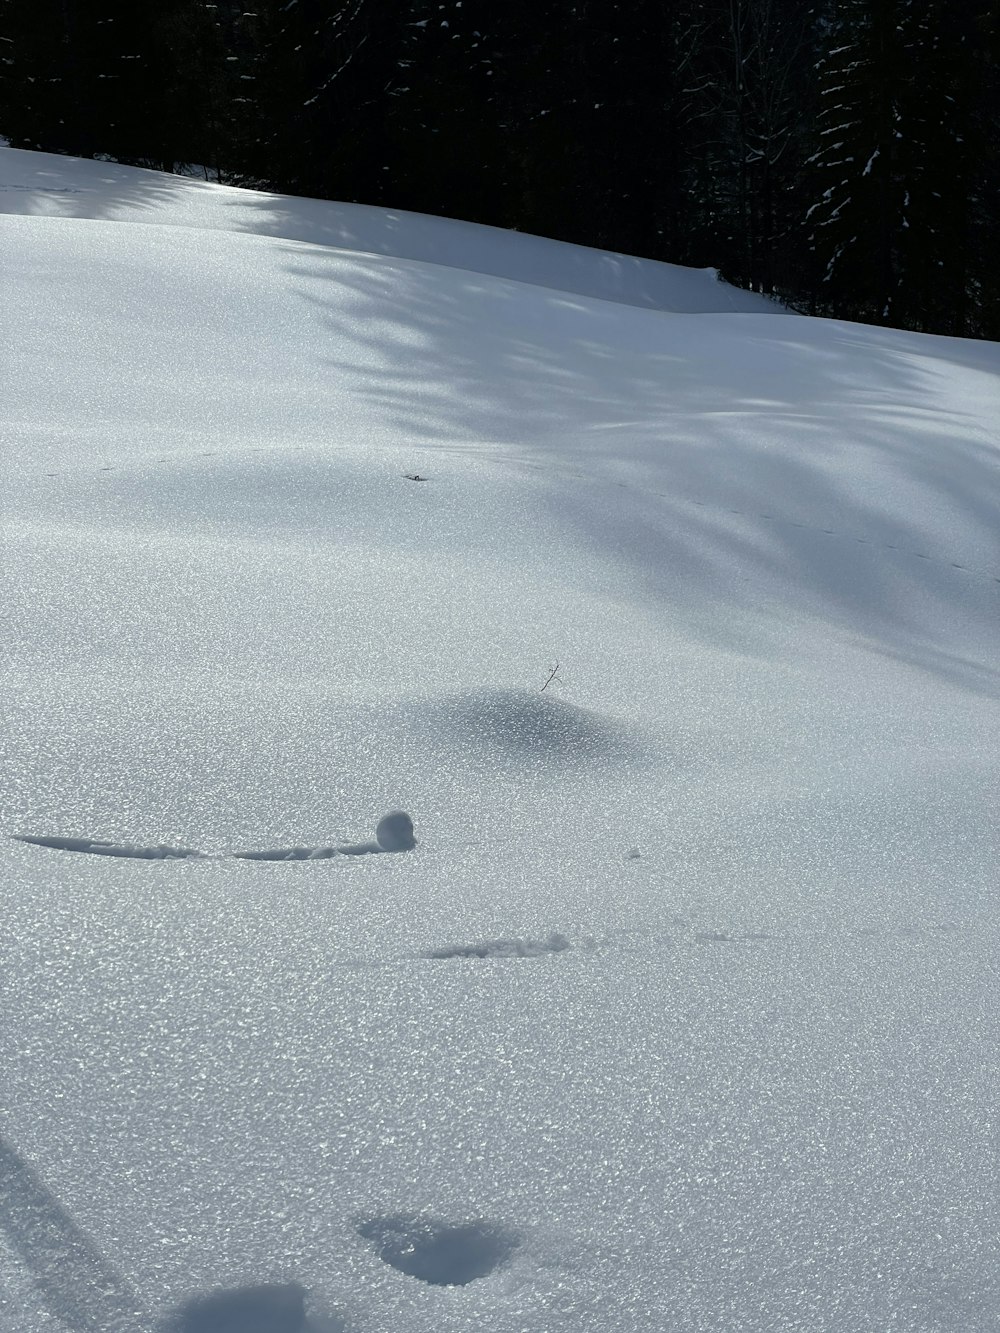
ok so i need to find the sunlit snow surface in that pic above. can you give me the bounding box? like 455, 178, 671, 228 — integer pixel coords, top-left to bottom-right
1, 148, 999, 1333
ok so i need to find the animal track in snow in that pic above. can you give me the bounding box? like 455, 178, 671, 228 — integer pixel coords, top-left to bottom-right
12, 811, 416, 862
357, 1215, 519, 1287
425, 932, 572, 960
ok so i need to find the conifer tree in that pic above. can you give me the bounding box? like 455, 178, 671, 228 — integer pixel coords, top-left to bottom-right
255, 0, 405, 201
804, 0, 909, 322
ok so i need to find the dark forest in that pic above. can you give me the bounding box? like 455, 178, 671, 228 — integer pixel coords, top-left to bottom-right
2, 0, 998, 337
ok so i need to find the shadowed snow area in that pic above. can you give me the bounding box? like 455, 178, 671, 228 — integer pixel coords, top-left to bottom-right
0, 146, 783, 314
168, 1282, 309, 1333
357, 1215, 519, 1287
425, 932, 572, 960
1, 150, 999, 1333
417, 688, 643, 765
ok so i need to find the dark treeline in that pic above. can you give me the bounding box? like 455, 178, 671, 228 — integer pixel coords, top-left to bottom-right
1, 0, 998, 337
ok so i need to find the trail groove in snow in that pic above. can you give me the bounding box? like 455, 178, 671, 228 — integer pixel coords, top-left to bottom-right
12, 812, 417, 861
0, 1139, 152, 1333
425, 932, 573, 960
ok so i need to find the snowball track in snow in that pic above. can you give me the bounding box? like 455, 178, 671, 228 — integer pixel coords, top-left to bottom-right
14, 811, 417, 860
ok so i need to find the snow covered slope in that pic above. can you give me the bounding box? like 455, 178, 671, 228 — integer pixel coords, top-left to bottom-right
1, 148, 998, 1333
0, 147, 783, 313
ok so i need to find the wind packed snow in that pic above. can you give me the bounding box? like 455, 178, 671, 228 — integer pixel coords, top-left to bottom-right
1, 147, 998, 1333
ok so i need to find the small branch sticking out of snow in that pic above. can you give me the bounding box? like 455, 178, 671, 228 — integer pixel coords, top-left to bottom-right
540, 663, 562, 692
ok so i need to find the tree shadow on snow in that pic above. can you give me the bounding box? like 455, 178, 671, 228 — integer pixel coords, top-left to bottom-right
275, 240, 1000, 700
0, 148, 194, 224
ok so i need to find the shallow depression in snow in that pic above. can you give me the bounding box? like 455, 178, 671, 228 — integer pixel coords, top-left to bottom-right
357, 1215, 520, 1287
424, 932, 572, 960
169, 1282, 310, 1333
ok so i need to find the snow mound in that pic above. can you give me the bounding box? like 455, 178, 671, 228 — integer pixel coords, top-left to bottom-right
420, 688, 642, 766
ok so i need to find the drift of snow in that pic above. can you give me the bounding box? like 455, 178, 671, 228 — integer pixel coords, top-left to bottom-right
1, 146, 998, 1333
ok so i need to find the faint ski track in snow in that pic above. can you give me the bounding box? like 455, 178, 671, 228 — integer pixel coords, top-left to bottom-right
0, 1138, 153, 1333
0, 1140, 342, 1332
